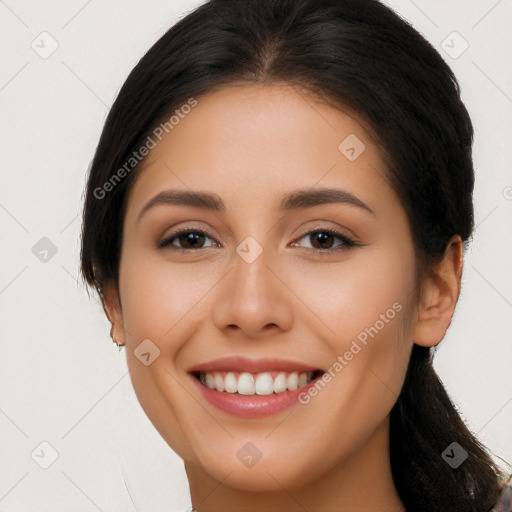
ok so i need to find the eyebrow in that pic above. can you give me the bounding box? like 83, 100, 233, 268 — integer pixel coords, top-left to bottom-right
136, 186, 375, 223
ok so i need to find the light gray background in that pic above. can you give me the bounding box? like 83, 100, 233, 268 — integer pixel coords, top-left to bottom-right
0, 1, 511, 510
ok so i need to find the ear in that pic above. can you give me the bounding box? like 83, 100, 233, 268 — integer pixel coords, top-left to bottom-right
412, 235, 464, 348
102, 281, 126, 346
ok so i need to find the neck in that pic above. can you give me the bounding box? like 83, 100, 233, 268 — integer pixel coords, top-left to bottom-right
185, 417, 405, 512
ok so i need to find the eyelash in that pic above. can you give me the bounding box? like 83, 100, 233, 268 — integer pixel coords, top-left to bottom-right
157, 227, 358, 254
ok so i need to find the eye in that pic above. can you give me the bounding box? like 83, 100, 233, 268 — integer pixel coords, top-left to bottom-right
291, 229, 357, 252
158, 228, 219, 251
158, 228, 358, 253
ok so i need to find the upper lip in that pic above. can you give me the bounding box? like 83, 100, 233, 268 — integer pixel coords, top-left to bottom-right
187, 356, 322, 374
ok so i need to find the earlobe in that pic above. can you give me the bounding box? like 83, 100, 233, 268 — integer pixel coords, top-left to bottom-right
412, 235, 463, 348
101, 281, 126, 346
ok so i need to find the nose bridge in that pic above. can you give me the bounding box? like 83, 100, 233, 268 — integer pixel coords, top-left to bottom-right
231, 236, 276, 310
212, 234, 294, 336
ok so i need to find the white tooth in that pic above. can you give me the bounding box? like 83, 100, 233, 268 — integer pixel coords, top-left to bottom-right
255, 372, 274, 395
205, 373, 215, 389
203, 370, 312, 394
237, 372, 255, 395
273, 372, 287, 393
213, 372, 224, 392
224, 372, 238, 393
287, 371, 298, 391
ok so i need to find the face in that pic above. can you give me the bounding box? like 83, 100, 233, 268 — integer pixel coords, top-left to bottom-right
110, 84, 420, 492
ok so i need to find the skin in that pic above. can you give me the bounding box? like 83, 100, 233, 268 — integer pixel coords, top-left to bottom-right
104, 83, 463, 511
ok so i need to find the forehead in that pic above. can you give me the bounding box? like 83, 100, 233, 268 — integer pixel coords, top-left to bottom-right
125, 83, 392, 217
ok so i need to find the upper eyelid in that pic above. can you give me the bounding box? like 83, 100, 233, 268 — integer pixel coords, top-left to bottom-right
158, 227, 219, 248
159, 226, 356, 249
160, 219, 356, 240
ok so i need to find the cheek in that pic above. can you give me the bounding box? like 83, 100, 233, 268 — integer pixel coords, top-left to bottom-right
118, 251, 219, 344
292, 244, 415, 348
290, 244, 415, 418
117, 254, 217, 464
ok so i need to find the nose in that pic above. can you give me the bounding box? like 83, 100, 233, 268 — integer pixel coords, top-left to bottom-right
212, 245, 294, 338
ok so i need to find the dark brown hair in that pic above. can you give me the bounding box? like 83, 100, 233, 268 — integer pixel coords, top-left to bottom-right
80, 0, 510, 509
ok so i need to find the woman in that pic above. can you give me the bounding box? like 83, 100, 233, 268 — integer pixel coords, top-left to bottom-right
80, 0, 511, 510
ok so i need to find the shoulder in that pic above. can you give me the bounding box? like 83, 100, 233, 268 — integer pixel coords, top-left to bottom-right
491, 474, 512, 512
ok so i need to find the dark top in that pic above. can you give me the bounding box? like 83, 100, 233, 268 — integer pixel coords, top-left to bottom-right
187, 474, 512, 511
491, 475, 512, 512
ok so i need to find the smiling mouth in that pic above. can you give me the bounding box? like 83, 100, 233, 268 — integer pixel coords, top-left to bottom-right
191, 370, 324, 396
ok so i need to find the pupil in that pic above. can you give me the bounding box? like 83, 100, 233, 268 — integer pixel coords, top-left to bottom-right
314, 232, 332, 249
183, 232, 204, 248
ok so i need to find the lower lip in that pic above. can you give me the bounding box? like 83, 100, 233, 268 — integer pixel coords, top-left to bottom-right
189, 373, 321, 419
